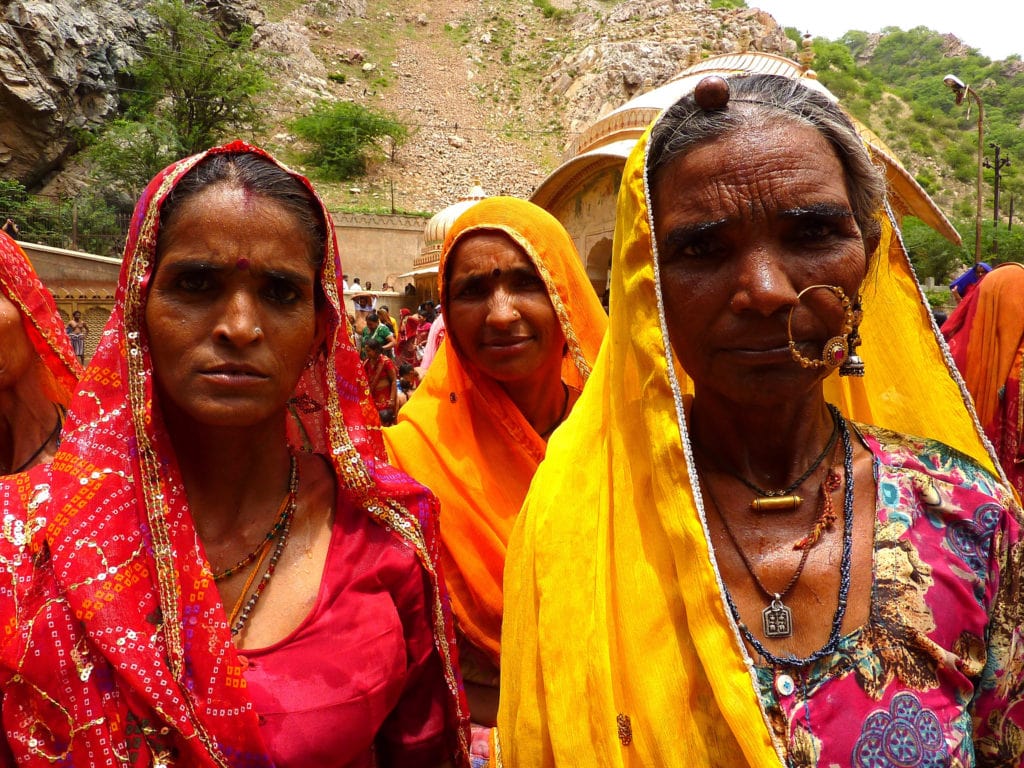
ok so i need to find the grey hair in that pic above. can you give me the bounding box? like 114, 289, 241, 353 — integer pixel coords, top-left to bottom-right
647, 73, 885, 247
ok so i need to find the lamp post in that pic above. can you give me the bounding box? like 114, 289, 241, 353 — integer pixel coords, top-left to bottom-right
943, 74, 985, 265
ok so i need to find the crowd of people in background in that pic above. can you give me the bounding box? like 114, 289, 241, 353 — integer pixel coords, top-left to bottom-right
1, 62, 1024, 768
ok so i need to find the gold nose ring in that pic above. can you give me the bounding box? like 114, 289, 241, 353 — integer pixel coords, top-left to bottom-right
786, 285, 853, 370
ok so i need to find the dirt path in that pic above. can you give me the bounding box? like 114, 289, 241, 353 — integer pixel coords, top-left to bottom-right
298, 0, 567, 212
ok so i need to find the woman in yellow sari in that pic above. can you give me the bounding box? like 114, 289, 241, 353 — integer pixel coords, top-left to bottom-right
384, 196, 606, 765
499, 73, 1024, 767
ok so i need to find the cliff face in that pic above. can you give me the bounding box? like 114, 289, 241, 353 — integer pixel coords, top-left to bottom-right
0, 0, 794, 208
0, 0, 154, 186
255, 0, 797, 212
0, 0, 267, 188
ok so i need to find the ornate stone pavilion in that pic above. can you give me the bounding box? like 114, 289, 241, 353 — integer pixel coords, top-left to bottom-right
401, 183, 488, 304
530, 51, 961, 301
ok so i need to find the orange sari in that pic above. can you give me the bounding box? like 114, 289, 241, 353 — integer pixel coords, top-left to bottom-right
943, 263, 1024, 495
383, 196, 606, 668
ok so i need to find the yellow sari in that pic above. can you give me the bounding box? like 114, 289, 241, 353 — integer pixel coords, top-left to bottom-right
497, 101, 1000, 766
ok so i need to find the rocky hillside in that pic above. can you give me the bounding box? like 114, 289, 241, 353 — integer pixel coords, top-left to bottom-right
2, 0, 795, 212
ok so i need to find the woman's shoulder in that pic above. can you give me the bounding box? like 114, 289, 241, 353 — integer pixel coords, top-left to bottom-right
332, 485, 426, 574
857, 422, 1018, 509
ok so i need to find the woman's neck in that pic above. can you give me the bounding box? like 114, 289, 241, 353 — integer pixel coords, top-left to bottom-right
689, 393, 835, 484
165, 417, 294, 544
499, 360, 567, 437
0, 372, 61, 473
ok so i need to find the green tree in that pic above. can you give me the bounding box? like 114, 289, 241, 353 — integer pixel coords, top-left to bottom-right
0, 179, 124, 256
87, 0, 269, 197
129, 0, 269, 154
290, 101, 409, 181
901, 218, 967, 284
87, 119, 182, 202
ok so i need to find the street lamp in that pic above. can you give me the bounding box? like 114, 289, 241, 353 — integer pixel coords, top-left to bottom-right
943, 74, 985, 264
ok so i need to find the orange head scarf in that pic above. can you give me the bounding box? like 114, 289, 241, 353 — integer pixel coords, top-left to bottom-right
944, 264, 1024, 428
0, 231, 82, 405
384, 196, 606, 667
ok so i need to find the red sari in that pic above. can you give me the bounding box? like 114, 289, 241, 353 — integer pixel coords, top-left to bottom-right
0, 231, 82, 405
397, 310, 422, 366
364, 353, 397, 413
0, 143, 469, 766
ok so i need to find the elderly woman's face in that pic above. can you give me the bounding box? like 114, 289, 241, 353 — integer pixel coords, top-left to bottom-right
0, 294, 34, 391
145, 183, 320, 431
445, 231, 564, 387
653, 121, 869, 405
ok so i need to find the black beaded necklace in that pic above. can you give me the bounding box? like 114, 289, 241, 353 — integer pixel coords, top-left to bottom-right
702, 404, 855, 666
4, 412, 63, 475
538, 381, 571, 440
697, 407, 839, 512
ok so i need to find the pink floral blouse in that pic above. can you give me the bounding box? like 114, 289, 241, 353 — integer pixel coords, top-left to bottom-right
754, 423, 1024, 768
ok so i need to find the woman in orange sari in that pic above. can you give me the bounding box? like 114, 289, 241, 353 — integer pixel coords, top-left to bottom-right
943, 263, 1024, 495
383, 196, 606, 765
0, 231, 82, 475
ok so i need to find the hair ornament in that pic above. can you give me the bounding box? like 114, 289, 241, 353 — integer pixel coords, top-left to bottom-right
694, 76, 731, 111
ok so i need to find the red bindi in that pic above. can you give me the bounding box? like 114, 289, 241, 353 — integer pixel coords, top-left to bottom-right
236, 258, 250, 271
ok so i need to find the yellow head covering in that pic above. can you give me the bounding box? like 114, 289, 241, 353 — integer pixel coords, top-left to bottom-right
498, 80, 999, 766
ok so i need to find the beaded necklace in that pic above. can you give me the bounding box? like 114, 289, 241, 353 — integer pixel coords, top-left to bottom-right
213, 453, 298, 581
696, 407, 839, 512
222, 454, 299, 637
710, 407, 855, 666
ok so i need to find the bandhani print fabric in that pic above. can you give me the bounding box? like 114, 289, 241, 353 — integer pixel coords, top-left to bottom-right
753, 424, 1024, 768
0, 141, 469, 766
0, 231, 82, 404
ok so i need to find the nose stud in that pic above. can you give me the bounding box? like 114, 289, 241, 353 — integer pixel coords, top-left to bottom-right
253, 327, 263, 337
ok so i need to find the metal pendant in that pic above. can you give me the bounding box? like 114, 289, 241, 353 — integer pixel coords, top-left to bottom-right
762, 595, 793, 638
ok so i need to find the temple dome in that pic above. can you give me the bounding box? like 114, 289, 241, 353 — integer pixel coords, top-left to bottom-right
415, 183, 488, 268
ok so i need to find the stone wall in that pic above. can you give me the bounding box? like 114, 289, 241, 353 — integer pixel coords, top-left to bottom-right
19, 241, 120, 363
332, 212, 428, 295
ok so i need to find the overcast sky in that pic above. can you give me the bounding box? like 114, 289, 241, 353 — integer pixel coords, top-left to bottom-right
753, 0, 1021, 61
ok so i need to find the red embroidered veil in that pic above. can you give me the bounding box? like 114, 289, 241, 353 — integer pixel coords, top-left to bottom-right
0, 231, 82, 404
0, 142, 469, 766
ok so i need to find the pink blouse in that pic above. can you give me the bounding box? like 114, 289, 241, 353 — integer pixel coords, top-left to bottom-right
242, 498, 449, 767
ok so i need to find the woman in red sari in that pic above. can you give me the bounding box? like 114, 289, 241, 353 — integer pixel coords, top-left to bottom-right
0, 231, 82, 475
397, 308, 423, 366
364, 337, 398, 418
0, 142, 468, 767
